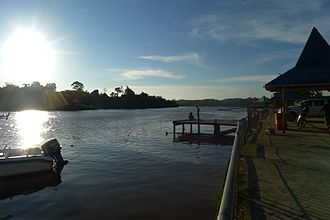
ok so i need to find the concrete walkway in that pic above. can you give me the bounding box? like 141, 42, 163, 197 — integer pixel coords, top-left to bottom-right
237, 113, 330, 220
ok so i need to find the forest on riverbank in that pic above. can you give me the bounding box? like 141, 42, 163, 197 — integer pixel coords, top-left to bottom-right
176, 98, 258, 107
0, 82, 178, 111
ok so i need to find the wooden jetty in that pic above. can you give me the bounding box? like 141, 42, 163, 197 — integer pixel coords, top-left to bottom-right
172, 119, 238, 140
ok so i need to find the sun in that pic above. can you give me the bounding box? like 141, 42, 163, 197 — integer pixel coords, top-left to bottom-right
2, 29, 56, 84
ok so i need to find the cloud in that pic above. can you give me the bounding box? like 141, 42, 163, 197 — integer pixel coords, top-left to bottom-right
214, 74, 278, 83
248, 50, 299, 65
105, 68, 129, 73
190, 0, 330, 45
121, 69, 185, 80
138, 52, 201, 63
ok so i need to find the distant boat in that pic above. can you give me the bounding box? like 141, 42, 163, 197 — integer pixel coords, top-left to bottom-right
0, 113, 10, 120
0, 139, 68, 178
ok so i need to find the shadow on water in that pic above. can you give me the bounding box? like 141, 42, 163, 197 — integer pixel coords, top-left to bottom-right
175, 134, 235, 146
0, 167, 63, 201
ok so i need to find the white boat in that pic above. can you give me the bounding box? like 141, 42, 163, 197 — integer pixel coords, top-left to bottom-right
0, 139, 68, 178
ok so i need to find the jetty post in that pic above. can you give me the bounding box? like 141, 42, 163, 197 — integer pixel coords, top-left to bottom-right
196, 106, 200, 134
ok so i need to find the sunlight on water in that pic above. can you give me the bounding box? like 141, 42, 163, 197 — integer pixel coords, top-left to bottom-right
0, 108, 243, 219
15, 110, 49, 149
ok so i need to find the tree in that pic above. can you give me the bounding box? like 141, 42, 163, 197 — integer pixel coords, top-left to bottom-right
124, 86, 135, 96
140, 92, 149, 97
296, 90, 323, 99
45, 83, 57, 91
101, 88, 107, 94
31, 81, 42, 89
114, 86, 123, 97
91, 89, 99, 96
71, 81, 84, 91
4, 82, 18, 88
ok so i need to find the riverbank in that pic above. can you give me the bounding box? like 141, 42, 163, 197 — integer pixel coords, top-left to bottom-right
0, 85, 178, 111
236, 111, 330, 219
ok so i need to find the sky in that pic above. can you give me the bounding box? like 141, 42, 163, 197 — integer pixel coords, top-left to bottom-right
0, 0, 329, 100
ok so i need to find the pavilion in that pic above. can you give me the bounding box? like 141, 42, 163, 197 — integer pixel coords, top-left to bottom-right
265, 27, 330, 132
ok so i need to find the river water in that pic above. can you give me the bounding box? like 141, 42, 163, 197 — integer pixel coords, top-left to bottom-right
0, 107, 245, 220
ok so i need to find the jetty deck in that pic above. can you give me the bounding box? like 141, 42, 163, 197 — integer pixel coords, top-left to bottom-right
173, 119, 238, 126
236, 112, 330, 219
172, 119, 238, 145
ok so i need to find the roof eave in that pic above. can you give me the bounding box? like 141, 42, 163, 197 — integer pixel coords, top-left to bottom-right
265, 83, 330, 92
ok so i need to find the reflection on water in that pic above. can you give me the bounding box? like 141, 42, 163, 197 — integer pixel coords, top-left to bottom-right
14, 110, 50, 149
0, 171, 62, 200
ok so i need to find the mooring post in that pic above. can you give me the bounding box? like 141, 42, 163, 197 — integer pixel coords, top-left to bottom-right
182, 124, 185, 134
190, 123, 192, 133
214, 119, 220, 136
173, 124, 176, 140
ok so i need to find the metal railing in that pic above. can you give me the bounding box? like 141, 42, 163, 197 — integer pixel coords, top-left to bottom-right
217, 108, 266, 220
217, 118, 247, 220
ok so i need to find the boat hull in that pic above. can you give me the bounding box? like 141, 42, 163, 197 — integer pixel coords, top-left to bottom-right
0, 156, 53, 178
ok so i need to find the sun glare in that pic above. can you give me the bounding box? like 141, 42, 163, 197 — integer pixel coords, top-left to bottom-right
15, 110, 50, 149
2, 29, 56, 84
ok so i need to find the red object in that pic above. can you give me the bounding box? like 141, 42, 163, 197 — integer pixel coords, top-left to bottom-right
275, 113, 287, 130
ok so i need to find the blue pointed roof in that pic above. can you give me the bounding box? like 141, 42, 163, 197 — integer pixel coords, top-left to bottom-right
295, 27, 330, 67
265, 27, 330, 92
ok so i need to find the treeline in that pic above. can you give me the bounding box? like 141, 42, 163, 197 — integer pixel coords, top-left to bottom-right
176, 98, 258, 107
0, 82, 178, 111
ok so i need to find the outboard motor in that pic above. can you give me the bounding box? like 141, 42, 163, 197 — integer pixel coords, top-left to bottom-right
41, 139, 68, 166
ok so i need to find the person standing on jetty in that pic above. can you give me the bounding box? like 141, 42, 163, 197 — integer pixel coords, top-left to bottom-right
320, 99, 330, 131
196, 106, 200, 120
